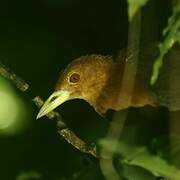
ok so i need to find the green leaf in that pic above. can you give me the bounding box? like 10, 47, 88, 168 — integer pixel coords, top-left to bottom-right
127, 0, 150, 21
150, 1, 180, 85
99, 138, 180, 179
124, 147, 180, 180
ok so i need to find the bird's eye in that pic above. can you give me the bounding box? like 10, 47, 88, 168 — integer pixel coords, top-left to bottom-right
69, 73, 80, 83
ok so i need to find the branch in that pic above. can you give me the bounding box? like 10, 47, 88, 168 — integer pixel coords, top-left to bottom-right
0, 62, 29, 92
0, 62, 98, 158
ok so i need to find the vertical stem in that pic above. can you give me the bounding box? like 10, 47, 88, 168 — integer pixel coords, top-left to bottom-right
100, 11, 141, 180
169, 47, 180, 165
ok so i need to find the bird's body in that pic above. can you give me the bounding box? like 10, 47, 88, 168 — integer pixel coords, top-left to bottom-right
37, 45, 180, 119
37, 53, 160, 119
61, 55, 157, 114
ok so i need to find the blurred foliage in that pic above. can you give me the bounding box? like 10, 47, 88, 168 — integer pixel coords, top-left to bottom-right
16, 171, 42, 180
127, 0, 150, 21
99, 137, 180, 179
0, 77, 30, 135
151, 0, 180, 85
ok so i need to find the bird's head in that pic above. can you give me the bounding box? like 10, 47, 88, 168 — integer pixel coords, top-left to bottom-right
37, 55, 113, 119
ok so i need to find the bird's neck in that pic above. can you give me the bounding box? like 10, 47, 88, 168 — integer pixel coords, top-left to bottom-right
91, 62, 157, 114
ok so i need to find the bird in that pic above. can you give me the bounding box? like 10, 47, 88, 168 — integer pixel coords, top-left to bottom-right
37, 48, 180, 119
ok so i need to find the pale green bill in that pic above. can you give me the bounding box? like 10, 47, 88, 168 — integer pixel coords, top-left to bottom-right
36, 90, 71, 119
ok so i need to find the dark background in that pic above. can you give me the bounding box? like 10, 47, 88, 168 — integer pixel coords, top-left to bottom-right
0, 0, 172, 179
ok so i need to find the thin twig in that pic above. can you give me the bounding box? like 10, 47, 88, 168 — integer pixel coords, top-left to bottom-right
0, 62, 29, 92
33, 96, 98, 158
0, 62, 98, 158
58, 127, 98, 158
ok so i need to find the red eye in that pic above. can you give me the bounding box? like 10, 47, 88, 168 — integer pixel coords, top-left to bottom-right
69, 73, 80, 83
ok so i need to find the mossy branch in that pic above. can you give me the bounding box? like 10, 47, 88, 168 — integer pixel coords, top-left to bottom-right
0, 62, 98, 158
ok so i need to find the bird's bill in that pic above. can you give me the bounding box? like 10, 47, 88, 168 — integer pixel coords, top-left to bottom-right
36, 90, 71, 119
